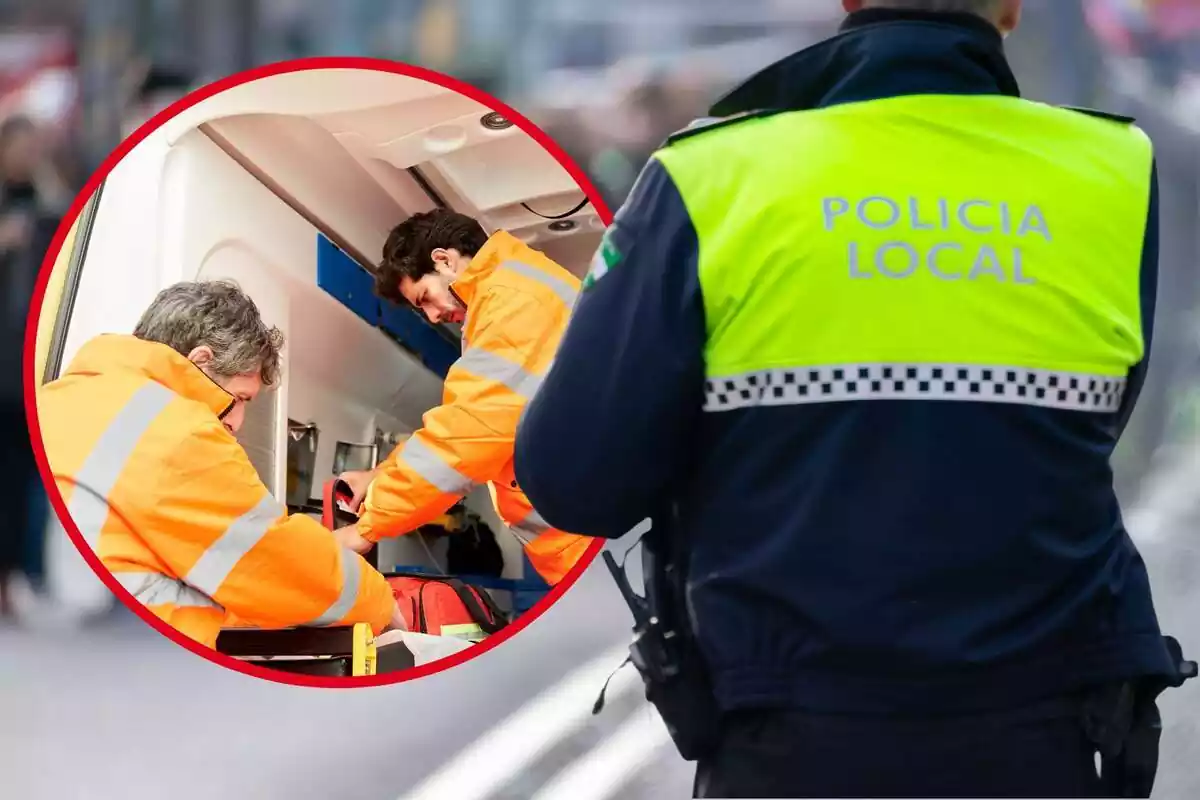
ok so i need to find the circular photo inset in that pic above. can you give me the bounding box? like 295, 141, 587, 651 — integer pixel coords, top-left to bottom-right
28, 57, 608, 686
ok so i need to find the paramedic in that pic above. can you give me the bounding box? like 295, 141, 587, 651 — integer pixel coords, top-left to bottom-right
37, 280, 405, 649
333, 209, 592, 586
513, 0, 1194, 797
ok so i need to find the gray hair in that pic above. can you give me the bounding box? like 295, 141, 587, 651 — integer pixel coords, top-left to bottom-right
863, 0, 1003, 16
133, 279, 285, 386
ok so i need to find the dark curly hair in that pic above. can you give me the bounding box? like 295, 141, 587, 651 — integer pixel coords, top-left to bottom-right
375, 209, 489, 304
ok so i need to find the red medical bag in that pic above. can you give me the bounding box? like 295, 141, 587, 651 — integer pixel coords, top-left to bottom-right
387, 572, 509, 639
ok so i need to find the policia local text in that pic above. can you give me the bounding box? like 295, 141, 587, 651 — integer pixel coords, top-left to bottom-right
824, 196, 1051, 283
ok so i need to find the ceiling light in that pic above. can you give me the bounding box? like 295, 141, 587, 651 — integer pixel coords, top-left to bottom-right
548, 220, 576, 233
480, 112, 512, 131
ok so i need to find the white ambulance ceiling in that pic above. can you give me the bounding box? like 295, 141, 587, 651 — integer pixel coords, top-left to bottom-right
160, 68, 604, 280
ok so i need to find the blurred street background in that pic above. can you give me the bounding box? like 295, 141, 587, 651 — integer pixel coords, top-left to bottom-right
1, 1, 1199, 798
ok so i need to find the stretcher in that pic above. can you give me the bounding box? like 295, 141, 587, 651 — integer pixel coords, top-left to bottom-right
215, 621, 411, 676
214, 479, 408, 676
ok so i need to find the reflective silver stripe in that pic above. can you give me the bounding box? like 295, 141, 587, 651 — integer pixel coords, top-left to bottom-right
510, 507, 551, 546
68, 382, 176, 548
185, 493, 283, 596
515, 357, 558, 434
112, 570, 221, 610
500, 260, 579, 308
456, 346, 543, 398
399, 436, 476, 495
309, 547, 361, 626
704, 363, 1127, 414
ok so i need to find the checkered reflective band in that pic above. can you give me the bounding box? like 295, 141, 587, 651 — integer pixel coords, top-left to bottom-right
704, 364, 1127, 413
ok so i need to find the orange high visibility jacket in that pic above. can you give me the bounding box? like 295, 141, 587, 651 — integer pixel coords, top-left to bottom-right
357, 230, 593, 585
37, 335, 396, 649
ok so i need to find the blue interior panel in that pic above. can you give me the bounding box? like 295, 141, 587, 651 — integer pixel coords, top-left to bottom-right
420, 340, 460, 379
316, 233, 380, 324
379, 300, 459, 379
314, 232, 460, 378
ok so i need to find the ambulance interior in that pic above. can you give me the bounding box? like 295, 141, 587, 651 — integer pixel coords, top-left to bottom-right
45, 69, 604, 633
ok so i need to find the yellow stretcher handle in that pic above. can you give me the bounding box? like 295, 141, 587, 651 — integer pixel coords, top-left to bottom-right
352, 623, 377, 676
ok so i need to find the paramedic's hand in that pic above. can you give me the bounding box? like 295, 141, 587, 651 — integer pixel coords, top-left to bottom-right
338, 468, 378, 511
334, 523, 374, 555
385, 600, 409, 633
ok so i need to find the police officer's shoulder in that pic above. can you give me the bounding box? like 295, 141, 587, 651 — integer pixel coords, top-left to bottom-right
664, 109, 784, 147
1057, 105, 1137, 125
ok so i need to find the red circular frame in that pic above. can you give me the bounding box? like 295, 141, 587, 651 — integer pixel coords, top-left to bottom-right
22, 56, 612, 689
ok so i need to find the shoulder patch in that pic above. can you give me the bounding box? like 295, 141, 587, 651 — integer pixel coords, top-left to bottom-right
1058, 105, 1136, 125
664, 109, 781, 146
581, 226, 623, 292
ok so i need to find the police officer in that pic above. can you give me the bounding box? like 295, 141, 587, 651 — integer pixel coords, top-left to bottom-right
514, 0, 1194, 797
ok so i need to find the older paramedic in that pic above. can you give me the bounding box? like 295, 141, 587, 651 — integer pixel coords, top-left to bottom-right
37, 280, 405, 648
333, 209, 593, 586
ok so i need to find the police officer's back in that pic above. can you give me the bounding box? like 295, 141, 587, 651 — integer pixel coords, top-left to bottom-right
515, 0, 1193, 797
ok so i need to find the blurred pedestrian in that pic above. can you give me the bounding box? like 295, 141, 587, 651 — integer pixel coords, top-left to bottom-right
120, 61, 194, 140
0, 113, 65, 621
1084, 0, 1200, 90
516, 0, 1196, 796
